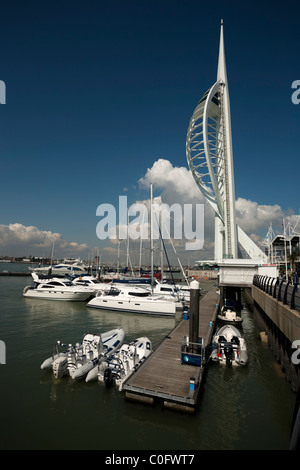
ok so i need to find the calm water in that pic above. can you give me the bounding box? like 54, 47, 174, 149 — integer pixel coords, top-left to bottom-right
0, 268, 296, 450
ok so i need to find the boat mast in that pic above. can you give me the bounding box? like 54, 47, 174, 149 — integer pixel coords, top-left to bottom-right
150, 183, 154, 291
139, 206, 146, 273
49, 242, 55, 276
117, 229, 120, 274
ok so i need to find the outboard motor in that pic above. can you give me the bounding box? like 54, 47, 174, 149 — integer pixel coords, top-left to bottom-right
224, 343, 234, 366
52, 356, 68, 379
104, 368, 113, 387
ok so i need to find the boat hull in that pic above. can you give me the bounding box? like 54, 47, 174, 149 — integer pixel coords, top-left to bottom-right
23, 286, 91, 301
87, 296, 182, 316
40, 352, 67, 370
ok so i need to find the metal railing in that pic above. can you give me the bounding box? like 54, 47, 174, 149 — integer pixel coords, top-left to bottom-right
253, 275, 300, 313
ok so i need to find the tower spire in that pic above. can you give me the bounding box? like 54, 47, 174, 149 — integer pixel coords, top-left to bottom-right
217, 19, 227, 84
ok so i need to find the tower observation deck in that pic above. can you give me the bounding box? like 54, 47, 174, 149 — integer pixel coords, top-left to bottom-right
186, 21, 267, 263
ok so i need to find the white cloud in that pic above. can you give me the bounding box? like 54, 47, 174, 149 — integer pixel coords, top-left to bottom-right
139, 158, 204, 204
235, 198, 284, 234
0, 223, 90, 257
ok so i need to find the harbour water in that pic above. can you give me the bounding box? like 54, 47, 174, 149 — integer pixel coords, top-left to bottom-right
0, 264, 296, 450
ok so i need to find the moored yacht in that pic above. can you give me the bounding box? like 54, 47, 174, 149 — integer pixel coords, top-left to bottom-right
86, 285, 184, 317
23, 274, 94, 301
31, 258, 88, 277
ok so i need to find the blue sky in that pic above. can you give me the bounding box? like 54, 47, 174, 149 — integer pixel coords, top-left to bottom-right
0, 1, 299, 262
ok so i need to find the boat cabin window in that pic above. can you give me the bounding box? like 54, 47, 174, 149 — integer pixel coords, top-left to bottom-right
47, 281, 72, 287
128, 291, 149, 297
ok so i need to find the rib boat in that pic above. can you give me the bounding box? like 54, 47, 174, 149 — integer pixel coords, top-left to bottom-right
97, 336, 152, 390
210, 325, 248, 366
40, 328, 125, 379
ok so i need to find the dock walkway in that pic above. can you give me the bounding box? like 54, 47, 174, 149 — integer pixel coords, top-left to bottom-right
123, 287, 220, 412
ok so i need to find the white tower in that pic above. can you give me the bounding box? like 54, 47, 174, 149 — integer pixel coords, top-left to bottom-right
186, 20, 267, 262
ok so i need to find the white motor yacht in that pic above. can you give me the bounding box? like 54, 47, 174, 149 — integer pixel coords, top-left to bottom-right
31, 258, 88, 277
23, 275, 94, 301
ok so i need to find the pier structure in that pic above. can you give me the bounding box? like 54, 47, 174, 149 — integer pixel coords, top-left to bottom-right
123, 283, 220, 413
251, 275, 300, 390
251, 274, 300, 449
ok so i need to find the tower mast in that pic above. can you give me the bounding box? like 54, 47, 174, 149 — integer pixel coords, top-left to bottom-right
186, 21, 267, 262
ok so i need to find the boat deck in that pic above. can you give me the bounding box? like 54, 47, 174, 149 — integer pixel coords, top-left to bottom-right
123, 287, 220, 412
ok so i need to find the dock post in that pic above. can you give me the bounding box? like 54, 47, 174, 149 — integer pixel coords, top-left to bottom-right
189, 280, 200, 352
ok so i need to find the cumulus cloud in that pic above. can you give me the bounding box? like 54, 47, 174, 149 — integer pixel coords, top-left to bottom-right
235, 198, 285, 234
139, 158, 204, 204
0, 223, 90, 257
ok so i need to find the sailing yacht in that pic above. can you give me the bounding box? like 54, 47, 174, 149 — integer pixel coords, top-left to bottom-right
87, 185, 186, 316
86, 285, 184, 317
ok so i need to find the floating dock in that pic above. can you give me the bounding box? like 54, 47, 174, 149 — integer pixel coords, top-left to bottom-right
123, 287, 220, 413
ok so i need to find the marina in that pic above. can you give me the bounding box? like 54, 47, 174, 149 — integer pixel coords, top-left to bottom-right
0, 273, 296, 450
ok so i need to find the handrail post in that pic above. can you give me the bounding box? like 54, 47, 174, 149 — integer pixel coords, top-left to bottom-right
283, 281, 289, 305
278, 279, 284, 301
273, 277, 279, 298
291, 283, 297, 310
